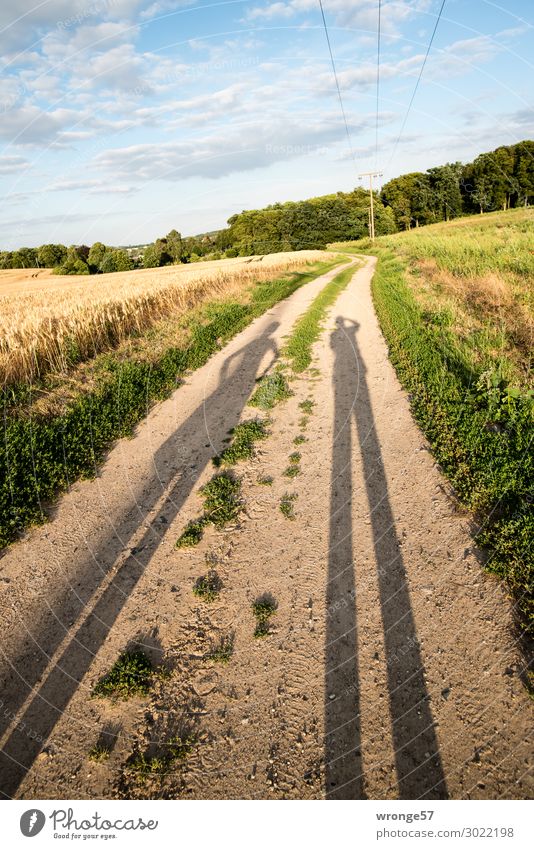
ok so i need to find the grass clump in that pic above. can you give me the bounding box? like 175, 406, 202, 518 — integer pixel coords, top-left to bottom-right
193, 569, 222, 602
92, 650, 154, 700
279, 492, 297, 520
283, 451, 302, 479
88, 744, 111, 763
175, 518, 207, 549
125, 734, 197, 782
201, 472, 242, 527
299, 399, 315, 414
293, 435, 307, 445
209, 633, 235, 664
176, 472, 242, 548
88, 723, 121, 762
213, 418, 269, 466
252, 594, 277, 638
256, 474, 273, 486
249, 371, 292, 410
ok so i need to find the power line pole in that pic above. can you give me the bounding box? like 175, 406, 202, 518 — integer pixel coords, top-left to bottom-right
358, 171, 383, 240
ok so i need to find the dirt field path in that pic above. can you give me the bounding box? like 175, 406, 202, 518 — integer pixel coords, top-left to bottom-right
0, 257, 531, 800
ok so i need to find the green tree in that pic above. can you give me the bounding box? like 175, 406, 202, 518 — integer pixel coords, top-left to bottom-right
513, 141, 534, 206
87, 242, 107, 272
427, 163, 463, 221
11, 247, 38, 268
55, 246, 90, 275
165, 229, 183, 262
37, 244, 67, 267
143, 244, 159, 268
112, 249, 134, 271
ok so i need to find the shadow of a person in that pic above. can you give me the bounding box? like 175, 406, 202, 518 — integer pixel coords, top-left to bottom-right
0, 321, 279, 798
325, 316, 447, 800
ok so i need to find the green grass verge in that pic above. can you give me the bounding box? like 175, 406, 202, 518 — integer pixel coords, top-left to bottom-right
0, 258, 341, 549
370, 250, 533, 632
283, 263, 357, 372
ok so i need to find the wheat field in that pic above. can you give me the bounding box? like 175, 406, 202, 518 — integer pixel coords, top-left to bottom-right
0, 251, 327, 388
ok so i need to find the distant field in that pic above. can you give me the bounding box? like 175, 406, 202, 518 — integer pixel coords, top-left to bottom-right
334, 208, 533, 631
0, 250, 327, 387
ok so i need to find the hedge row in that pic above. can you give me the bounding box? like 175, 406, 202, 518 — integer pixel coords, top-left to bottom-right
370, 251, 533, 632
0, 260, 340, 549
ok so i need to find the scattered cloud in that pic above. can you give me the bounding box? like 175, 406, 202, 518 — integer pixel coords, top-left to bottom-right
0, 155, 29, 175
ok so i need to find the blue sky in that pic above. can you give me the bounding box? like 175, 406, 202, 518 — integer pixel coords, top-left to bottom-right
0, 0, 532, 248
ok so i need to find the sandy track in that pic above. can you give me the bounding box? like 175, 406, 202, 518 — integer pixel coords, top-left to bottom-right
0, 257, 531, 800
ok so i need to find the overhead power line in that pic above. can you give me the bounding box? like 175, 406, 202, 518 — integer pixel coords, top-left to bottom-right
375, 0, 382, 170
385, 0, 447, 175
318, 0, 355, 162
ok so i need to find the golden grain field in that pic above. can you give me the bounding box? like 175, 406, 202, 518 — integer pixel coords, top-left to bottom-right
1, 251, 328, 387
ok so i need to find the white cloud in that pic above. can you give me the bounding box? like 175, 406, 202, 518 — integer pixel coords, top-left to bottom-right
0, 155, 29, 175
93, 109, 379, 181
245, 0, 431, 32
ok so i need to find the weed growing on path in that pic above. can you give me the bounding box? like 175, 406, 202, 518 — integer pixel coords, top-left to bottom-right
249, 372, 292, 410
176, 472, 242, 548
209, 633, 235, 664
213, 418, 269, 466
252, 593, 278, 638
280, 493, 297, 520
125, 734, 197, 782
193, 569, 222, 602
92, 650, 154, 700
283, 264, 356, 372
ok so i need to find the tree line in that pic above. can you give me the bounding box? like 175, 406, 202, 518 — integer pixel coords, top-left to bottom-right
380, 140, 534, 230
222, 140, 534, 249
1, 140, 532, 274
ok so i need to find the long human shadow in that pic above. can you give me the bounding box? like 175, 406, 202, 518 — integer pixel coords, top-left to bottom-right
0, 321, 279, 798
325, 317, 447, 800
